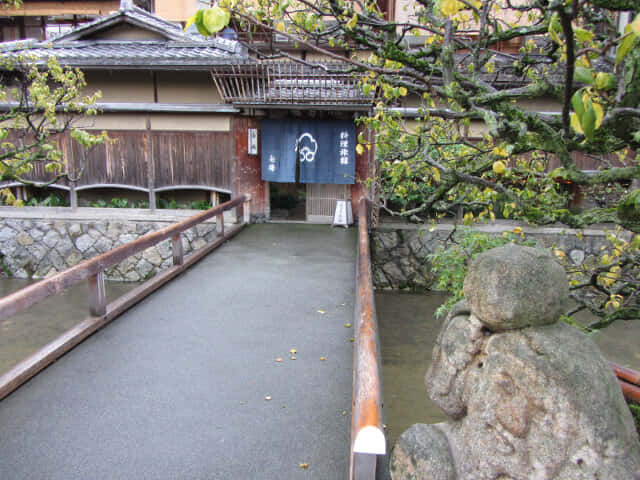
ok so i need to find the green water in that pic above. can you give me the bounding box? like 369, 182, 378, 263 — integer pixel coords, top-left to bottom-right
0, 278, 136, 374
376, 291, 640, 449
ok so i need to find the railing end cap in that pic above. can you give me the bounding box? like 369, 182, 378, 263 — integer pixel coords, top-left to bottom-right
353, 425, 386, 455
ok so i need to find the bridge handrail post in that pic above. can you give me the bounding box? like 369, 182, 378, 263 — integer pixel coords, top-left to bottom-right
88, 271, 106, 317
350, 197, 386, 480
243, 194, 252, 224
216, 213, 224, 236
172, 234, 184, 266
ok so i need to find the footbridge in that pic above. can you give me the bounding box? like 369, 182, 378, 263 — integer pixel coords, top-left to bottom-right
0, 197, 387, 480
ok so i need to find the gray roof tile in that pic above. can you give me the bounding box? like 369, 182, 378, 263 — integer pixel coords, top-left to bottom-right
0, 5, 248, 68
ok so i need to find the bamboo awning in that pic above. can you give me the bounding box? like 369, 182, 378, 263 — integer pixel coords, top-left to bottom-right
210, 61, 375, 109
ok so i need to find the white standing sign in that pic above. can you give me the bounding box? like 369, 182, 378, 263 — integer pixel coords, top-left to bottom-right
333, 199, 353, 228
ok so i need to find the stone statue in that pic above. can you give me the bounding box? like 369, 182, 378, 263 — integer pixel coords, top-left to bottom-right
391, 245, 640, 480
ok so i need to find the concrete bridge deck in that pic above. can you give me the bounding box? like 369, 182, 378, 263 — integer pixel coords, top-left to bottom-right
0, 224, 357, 479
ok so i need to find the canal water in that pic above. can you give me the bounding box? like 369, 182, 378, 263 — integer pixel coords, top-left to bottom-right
0, 278, 136, 374
376, 291, 640, 448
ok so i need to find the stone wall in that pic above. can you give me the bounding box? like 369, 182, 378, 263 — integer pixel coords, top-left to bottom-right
372, 221, 615, 291
0, 207, 229, 281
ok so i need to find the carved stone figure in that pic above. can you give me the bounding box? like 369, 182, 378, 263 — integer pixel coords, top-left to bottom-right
391, 245, 640, 480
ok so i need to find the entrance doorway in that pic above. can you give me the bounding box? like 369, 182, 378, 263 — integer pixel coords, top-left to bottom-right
269, 183, 351, 223
269, 182, 306, 221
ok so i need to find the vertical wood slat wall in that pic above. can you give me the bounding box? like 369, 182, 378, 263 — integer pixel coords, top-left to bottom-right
5, 130, 235, 193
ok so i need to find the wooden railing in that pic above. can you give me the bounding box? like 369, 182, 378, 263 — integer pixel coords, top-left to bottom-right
612, 362, 640, 404
350, 197, 386, 480
0, 194, 251, 401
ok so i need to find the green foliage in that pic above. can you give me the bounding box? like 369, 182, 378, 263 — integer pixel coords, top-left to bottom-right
428, 228, 535, 318
89, 197, 132, 208
24, 192, 67, 207
618, 189, 640, 232
158, 198, 181, 209
0, 55, 105, 205
189, 200, 213, 210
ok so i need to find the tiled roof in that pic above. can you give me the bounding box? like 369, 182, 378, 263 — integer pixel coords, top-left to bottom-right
0, 5, 249, 68
53, 5, 193, 43
0, 39, 248, 68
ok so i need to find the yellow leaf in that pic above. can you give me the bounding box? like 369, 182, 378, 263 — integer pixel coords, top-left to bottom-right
320, 356, 326, 361
630, 14, 640, 35
593, 102, 604, 129
289, 348, 297, 354
570, 113, 584, 134
554, 249, 566, 258
276, 22, 285, 32
355, 144, 364, 155
512, 227, 522, 234
346, 13, 358, 29
317, 309, 326, 314
344, 323, 352, 328
398, 86, 408, 96
432, 167, 441, 183
492, 160, 506, 175
438, 0, 461, 17
299, 463, 309, 469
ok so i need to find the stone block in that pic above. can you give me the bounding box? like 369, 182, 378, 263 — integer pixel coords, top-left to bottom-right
569, 249, 585, 265
55, 236, 75, 258
191, 238, 207, 250
94, 237, 114, 254
136, 222, 153, 235
118, 234, 137, 246
142, 248, 163, 266
157, 239, 172, 259
75, 234, 95, 253
65, 252, 84, 267
68, 223, 82, 237
16, 232, 34, 246
54, 220, 68, 235
42, 230, 62, 249
124, 270, 141, 282
0, 226, 15, 242
88, 228, 103, 240
135, 258, 154, 280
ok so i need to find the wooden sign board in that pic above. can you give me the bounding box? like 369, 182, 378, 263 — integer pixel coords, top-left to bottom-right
333, 199, 353, 228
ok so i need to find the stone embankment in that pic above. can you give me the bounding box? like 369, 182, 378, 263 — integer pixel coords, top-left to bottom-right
0, 207, 233, 281
372, 220, 616, 291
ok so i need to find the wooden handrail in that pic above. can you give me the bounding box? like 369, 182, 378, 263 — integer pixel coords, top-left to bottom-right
0, 194, 251, 400
0, 195, 249, 323
350, 197, 385, 480
612, 362, 640, 404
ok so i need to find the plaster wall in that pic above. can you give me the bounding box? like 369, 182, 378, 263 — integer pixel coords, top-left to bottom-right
156, 71, 222, 104
83, 71, 154, 103
3, 1, 119, 16
155, 0, 198, 21
77, 113, 147, 130
149, 114, 230, 131
89, 25, 166, 41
